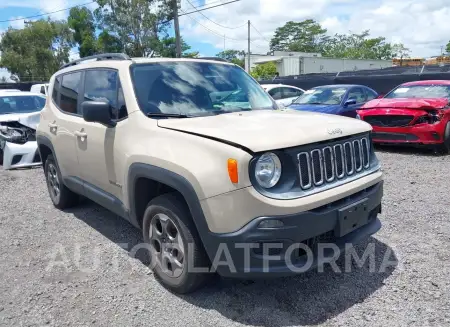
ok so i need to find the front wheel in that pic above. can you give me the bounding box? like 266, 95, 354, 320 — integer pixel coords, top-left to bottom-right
142, 193, 210, 294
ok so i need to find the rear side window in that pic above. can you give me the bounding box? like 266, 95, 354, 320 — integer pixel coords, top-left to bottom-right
52, 77, 61, 104
60, 72, 81, 114
83, 69, 127, 120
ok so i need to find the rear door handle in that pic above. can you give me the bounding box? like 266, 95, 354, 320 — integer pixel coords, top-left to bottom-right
48, 122, 58, 129
74, 130, 87, 138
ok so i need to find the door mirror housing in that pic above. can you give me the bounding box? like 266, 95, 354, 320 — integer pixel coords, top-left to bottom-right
344, 98, 357, 107
376, 94, 385, 99
81, 101, 116, 127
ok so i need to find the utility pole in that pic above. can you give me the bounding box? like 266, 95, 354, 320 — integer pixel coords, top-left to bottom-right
224, 35, 226, 51
173, 0, 182, 58
247, 20, 251, 73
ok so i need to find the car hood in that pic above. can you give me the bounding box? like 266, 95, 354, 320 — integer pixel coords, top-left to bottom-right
157, 109, 372, 152
288, 103, 342, 114
362, 98, 449, 110
0, 111, 40, 129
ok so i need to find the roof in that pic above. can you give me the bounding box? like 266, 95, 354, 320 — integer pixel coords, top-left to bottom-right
402, 80, 450, 86
57, 57, 234, 75
261, 84, 303, 89
0, 91, 45, 97
312, 84, 366, 89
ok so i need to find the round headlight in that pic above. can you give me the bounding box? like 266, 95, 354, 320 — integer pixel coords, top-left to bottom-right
254, 152, 282, 188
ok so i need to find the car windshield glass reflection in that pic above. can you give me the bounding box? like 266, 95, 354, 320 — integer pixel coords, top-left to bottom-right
385, 85, 450, 99
0, 96, 46, 114
293, 87, 347, 105
131, 62, 275, 117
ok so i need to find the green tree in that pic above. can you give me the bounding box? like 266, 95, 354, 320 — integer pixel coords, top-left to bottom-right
157, 36, 199, 58
445, 41, 450, 54
94, 0, 173, 57
322, 31, 394, 60
270, 20, 328, 53
216, 49, 245, 67
68, 6, 97, 57
0, 19, 73, 81
250, 61, 277, 80
392, 43, 411, 64
97, 29, 124, 53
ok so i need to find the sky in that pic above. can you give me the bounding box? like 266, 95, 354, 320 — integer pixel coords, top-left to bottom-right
1, 0, 450, 80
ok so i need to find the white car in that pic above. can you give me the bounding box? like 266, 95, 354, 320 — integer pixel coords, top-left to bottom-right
30, 83, 49, 96
261, 84, 305, 107
0, 91, 45, 170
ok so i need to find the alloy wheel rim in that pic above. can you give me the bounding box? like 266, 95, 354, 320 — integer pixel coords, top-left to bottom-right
47, 163, 60, 200
149, 213, 185, 278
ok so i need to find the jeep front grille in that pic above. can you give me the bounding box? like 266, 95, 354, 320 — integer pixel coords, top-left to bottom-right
297, 136, 371, 190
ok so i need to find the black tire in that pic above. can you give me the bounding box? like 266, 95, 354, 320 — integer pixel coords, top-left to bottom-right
0, 149, 3, 165
44, 154, 79, 209
142, 193, 210, 294
435, 122, 450, 154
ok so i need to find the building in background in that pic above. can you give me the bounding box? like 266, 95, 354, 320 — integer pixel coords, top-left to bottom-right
246, 51, 392, 77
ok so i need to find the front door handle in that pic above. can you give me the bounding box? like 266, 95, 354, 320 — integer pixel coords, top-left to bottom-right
74, 130, 87, 138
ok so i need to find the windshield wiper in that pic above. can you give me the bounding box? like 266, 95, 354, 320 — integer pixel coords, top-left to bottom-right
146, 112, 191, 118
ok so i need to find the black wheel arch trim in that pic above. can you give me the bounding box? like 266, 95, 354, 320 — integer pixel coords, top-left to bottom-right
127, 163, 217, 260
36, 135, 58, 171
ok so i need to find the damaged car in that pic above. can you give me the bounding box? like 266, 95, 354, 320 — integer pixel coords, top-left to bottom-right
357, 80, 450, 153
0, 91, 45, 169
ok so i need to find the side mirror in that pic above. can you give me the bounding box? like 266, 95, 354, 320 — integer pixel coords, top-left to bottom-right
344, 98, 357, 107
81, 101, 116, 127
376, 94, 384, 99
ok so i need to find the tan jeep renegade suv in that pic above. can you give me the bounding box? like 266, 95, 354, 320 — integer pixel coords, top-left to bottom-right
37, 53, 383, 293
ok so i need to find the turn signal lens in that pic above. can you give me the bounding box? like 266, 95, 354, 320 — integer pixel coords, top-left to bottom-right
227, 158, 238, 183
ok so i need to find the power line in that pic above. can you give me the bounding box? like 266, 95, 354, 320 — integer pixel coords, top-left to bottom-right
0, 1, 95, 24
250, 23, 271, 43
180, 8, 244, 41
184, 0, 246, 29
177, 0, 241, 19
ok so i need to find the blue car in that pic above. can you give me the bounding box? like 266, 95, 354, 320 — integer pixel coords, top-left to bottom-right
288, 84, 378, 118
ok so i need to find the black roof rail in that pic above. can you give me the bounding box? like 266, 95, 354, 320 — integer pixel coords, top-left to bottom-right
60, 53, 131, 69
198, 57, 229, 63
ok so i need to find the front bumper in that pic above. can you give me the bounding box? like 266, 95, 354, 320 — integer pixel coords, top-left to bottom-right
203, 181, 383, 278
1, 141, 41, 170
372, 121, 447, 145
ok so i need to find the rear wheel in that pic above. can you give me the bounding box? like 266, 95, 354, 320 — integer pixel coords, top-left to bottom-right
142, 193, 210, 294
44, 154, 79, 209
435, 122, 450, 154
0, 149, 3, 165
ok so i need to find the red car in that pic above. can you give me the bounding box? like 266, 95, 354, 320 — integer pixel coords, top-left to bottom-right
357, 80, 450, 153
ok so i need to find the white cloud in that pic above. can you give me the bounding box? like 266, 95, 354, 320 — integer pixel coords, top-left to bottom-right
179, 0, 450, 57
9, 17, 25, 29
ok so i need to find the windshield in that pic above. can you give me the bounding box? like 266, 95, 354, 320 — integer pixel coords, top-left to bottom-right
131, 62, 275, 116
293, 87, 347, 105
385, 85, 450, 99
0, 95, 46, 114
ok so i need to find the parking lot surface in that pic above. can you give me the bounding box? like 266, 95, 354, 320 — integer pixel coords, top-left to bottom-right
1, 147, 450, 327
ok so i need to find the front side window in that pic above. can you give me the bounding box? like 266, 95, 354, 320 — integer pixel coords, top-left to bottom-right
282, 87, 303, 99
60, 72, 81, 114
347, 88, 366, 103
131, 62, 275, 117
385, 84, 450, 99
366, 88, 378, 101
268, 87, 282, 100
0, 95, 45, 114
293, 87, 347, 105
83, 70, 127, 119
